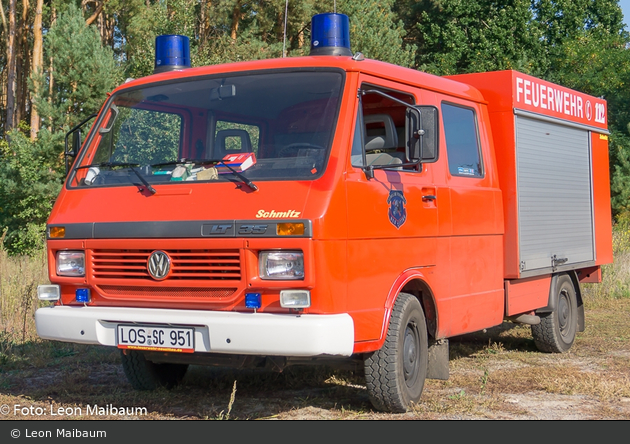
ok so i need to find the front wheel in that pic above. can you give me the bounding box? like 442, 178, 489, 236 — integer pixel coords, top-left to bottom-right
364, 293, 428, 413
120, 350, 188, 390
531, 274, 578, 353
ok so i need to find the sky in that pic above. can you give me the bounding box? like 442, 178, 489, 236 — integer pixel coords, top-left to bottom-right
621, 0, 630, 28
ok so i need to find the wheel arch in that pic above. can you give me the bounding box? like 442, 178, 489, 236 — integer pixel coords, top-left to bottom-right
536, 270, 584, 332
383, 269, 438, 340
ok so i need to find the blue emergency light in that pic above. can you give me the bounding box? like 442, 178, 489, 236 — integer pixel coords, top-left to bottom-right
245, 293, 262, 310
75, 288, 91, 303
154, 35, 191, 74
310, 13, 352, 56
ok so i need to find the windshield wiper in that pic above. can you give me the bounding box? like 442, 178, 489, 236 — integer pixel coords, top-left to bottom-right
174, 158, 258, 191
75, 161, 140, 170
128, 167, 156, 194
75, 162, 156, 194
221, 161, 258, 191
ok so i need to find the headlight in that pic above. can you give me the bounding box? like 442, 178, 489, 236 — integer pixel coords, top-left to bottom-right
37, 284, 60, 301
57, 251, 85, 277
259, 251, 304, 280
280, 290, 310, 308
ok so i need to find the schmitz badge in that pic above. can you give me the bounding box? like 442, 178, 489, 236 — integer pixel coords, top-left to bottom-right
387, 190, 407, 229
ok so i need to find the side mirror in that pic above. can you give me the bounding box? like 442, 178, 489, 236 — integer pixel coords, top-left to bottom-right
64, 130, 81, 176
406, 106, 439, 164
64, 113, 98, 176
71, 130, 82, 156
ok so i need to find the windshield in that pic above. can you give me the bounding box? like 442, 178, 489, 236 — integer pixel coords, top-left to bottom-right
69, 70, 344, 188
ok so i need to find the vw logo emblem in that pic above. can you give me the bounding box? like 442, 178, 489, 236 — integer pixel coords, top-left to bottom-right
147, 251, 171, 280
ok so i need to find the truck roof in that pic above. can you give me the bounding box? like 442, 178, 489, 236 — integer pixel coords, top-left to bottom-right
115, 56, 487, 104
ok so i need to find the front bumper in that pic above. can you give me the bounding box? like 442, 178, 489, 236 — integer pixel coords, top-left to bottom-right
35, 306, 354, 357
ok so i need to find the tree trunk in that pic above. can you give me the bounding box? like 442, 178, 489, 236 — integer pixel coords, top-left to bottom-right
276, 7, 284, 43
0, 0, 7, 133
98, 12, 114, 49
298, 23, 305, 49
85, 0, 104, 26
15, 0, 30, 127
47, 6, 56, 131
5, 0, 17, 133
30, 0, 43, 140
231, 3, 240, 41
199, 0, 210, 50
0, 0, 7, 36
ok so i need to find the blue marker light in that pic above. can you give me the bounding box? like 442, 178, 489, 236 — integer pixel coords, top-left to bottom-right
310, 13, 352, 56
76, 288, 91, 303
154, 35, 191, 74
245, 293, 262, 310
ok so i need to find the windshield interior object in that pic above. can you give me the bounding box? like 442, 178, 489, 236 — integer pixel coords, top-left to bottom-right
70, 70, 344, 188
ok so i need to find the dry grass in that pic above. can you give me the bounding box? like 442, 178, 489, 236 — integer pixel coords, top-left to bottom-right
0, 238, 51, 368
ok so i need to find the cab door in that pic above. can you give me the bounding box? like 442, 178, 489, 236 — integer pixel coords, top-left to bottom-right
345, 76, 439, 342
432, 95, 505, 337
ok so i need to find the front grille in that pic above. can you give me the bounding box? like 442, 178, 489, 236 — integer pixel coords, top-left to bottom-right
91, 249, 242, 281
97, 285, 236, 298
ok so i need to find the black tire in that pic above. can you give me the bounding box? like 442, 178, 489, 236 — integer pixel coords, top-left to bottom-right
364, 293, 428, 413
531, 274, 578, 353
120, 350, 188, 390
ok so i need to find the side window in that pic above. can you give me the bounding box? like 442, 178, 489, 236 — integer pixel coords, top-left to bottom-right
102, 108, 182, 165
442, 103, 483, 177
350, 111, 364, 166
352, 85, 414, 168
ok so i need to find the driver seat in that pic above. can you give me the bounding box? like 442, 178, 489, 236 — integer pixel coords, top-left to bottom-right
215, 129, 252, 159
364, 114, 398, 151
364, 114, 402, 166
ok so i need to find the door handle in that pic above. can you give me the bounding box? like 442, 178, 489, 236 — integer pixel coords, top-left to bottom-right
422, 195, 437, 201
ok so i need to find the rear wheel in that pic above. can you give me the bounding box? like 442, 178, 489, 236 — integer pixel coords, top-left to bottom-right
364, 293, 428, 412
532, 274, 578, 353
120, 350, 188, 390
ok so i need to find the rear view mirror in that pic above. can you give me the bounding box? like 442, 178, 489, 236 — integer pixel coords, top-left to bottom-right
406, 106, 439, 163
210, 84, 236, 101
98, 104, 119, 134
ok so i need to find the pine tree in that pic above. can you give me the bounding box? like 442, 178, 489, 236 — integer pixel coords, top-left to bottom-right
339, 0, 416, 67
34, 2, 120, 130
0, 4, 120, 254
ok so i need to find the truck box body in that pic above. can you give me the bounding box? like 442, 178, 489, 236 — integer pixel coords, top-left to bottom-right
34, 22, 613, 412
449, 71, 612, 280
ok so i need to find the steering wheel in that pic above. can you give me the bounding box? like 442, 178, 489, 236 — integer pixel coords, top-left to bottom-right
277, 143, 325, 158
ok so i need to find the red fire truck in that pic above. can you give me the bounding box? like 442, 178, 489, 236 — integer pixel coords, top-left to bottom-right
35, 13, 612, 412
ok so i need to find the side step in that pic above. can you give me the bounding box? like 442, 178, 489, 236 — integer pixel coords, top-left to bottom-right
507, 314, 541, 325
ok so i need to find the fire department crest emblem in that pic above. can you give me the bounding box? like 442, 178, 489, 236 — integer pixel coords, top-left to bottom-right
387, 190, 407, 229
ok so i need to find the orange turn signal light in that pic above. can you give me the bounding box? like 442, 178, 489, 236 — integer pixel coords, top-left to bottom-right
277, 223, 305, 236
49, 226, 66, 238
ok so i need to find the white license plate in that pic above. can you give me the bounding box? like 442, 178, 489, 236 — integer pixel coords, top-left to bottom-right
117, 324, 194, 353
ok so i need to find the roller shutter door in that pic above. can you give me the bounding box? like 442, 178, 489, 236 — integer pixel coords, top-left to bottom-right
515, 115, 594, 273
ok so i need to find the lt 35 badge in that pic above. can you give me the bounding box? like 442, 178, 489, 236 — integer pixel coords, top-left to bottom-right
387, 189, 407, 229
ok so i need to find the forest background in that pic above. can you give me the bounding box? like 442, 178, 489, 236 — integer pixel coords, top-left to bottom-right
0, 0, 629, 255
